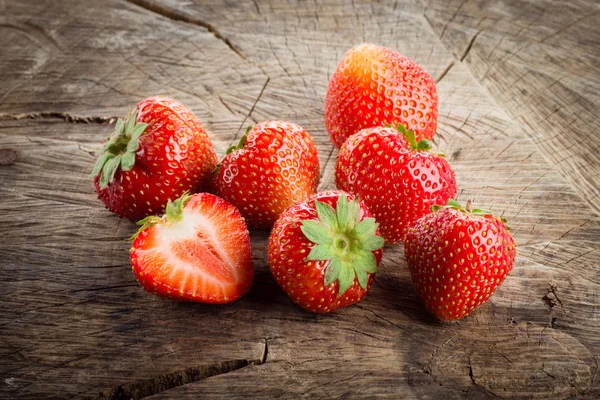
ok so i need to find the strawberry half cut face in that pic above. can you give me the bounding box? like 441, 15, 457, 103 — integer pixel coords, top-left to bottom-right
130, 192, 253, 303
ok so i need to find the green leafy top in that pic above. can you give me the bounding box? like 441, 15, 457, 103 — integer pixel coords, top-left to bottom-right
90, 109, 149, 189
431, 199, 509, 228
300, 194, 385, 296
129, 192, 193, 241
385, 123, 432, 151
212, 126, 252, 176
226, 126, 252, 155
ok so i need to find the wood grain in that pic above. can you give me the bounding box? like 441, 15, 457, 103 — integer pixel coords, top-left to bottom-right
0, 0, 599, 398
424, 0, 600, 215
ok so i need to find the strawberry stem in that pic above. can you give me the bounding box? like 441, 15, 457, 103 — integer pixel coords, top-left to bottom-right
386, 123, 432, 151
226, 125, 252, 155
129, 191, 193, 241
431, 199, 510, 229
466, 199, 473, 212
217, 125, 253, 175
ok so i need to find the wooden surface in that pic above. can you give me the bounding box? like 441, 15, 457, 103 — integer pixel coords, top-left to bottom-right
1, 0, 599, 398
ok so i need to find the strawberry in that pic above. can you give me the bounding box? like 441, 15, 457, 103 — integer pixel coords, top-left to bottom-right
91, 96, 218, 220
214, 121, 320, 230
130, 192, 253, 303
335, 124, 457, 243
405, 200, 516, 320
324, 43, 438, 148
268, 190, 384, 313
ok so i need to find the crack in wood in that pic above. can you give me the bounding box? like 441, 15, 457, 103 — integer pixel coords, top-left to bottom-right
539, 367, 557, 380
124, 0, 246, 60
230, 77, 270, 146
422, 333, 459, 375
557, 220, 589, 241
0, 112, 115, 124
438, 0, 468, 40
251, 0, 261, 15
435, 61, 454, 83
468, 353, 503, 399
218, 95, 237, 117
562, 248, 596, 266
542, 284, 563, 309
95, 360, 253, 400
95, 339, 268, 399
460, 30, 483, 62
261, 338, 269, 364
542, 284, 564, 328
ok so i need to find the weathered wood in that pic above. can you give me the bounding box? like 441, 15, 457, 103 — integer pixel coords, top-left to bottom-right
149, 322, 596, 399
424, 0, 600, 215
0, 0, 599, 398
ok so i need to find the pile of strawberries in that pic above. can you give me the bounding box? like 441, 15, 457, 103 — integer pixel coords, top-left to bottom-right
92, 44, 516, 321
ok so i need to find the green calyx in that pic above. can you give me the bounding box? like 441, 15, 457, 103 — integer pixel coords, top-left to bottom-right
431, 199, 509, 228
385, 123, 432, 151
385, 123, 446, 157
226, 125, 252, 155
213, 125, 252, 175
129, 192, 193, 241
90, 109, 149, 189
300, 194, 385, 296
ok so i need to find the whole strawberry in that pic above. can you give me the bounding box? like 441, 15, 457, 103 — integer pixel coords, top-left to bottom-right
214, 121, 319, 230
405, 200, 516, 320
335, 124, 456, 243
268, 190, 384, 313
130, 192, 253, 303
91, 96, 218, 220
325, 43, 438, 148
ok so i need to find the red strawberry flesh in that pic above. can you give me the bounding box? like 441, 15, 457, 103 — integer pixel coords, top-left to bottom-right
130, 192, 253, 303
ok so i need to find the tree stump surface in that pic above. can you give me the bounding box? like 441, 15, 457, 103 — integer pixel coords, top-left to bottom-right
1, 0, 598, 398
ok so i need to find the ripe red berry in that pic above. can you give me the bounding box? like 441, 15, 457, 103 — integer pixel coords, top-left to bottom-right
130, 192, 253, 303
336, 124, 456, 243
92, 97, 218, 220
325, 43, 438, 148
214, 121, 320, 230
268, 190, 384, 313
405, 200, 517, 320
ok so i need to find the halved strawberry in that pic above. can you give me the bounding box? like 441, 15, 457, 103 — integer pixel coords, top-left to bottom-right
130, 192, 253, 303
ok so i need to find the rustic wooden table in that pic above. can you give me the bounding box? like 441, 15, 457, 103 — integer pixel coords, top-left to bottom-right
1, 0, 599, 398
